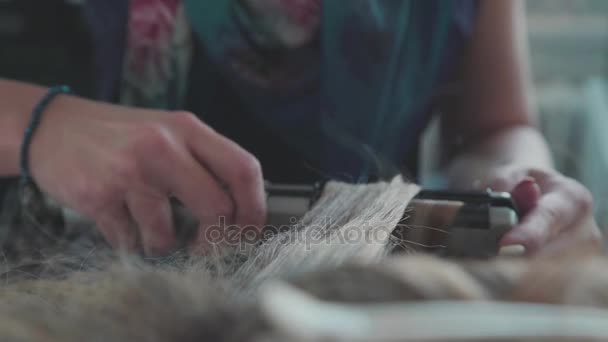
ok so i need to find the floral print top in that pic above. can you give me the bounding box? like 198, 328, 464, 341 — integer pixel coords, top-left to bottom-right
83, 0, 478, 182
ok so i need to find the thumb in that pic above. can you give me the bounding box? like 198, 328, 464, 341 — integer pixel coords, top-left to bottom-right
510, 177, 541, 216
499, 178, 542, 249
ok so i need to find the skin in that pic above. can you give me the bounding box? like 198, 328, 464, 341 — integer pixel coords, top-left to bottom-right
0, 0, 601, 256
441, 0, 602, 255
0, 81, 266, 256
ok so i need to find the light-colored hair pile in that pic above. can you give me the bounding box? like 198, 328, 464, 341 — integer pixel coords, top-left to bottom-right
0, 177, 607, 341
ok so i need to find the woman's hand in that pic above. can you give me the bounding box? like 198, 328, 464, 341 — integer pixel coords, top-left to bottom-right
434, 0, 603, 256
28, 96, 266, 256
487, 166, 603, 255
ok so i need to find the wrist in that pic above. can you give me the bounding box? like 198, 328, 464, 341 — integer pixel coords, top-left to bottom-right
20, 85, 72, 185
0, 112, 26, 176
0, 82, 49, 176
445, 126, 554, 190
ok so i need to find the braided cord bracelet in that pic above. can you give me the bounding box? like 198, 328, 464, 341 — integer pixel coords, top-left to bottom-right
19, 85, 72, 187
18, 85, 72, 226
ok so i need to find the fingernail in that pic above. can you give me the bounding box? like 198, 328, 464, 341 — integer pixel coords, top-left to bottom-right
498, 245, 526, 257
521, 176, 536, 183
500, 228, 527, 247
516, 178, 533, 189
512, 180, 541, 215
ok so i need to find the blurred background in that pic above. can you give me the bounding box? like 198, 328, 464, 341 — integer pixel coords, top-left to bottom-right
0, 0, 607, 227
418, 0, 608, 231
526, 0, 608, 229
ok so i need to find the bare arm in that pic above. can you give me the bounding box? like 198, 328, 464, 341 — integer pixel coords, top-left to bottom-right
439, 0, 601, 254
0, 80, 49, 176
440, 0, 551, 187
0, 79, 266, 255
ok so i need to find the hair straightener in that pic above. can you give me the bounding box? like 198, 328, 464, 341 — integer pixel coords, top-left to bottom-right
265, 182, 520, 258
23, 179, 519, 258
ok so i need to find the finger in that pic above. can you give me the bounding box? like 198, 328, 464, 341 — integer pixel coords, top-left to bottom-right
182, 119, 266, 227
95, 203, 137, 252
156, 153, 237, 251
510, 178, 541, 216
500, 188, 585, 254
148, 152, 235, 251
126, 190, 176, 256
171, 156, 235, 226
536, 215, 604, 257
139, 138, 236, 228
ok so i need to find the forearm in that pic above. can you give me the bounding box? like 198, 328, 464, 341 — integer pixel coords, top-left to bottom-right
0, 80, 51, 176
445, 125, 553, 190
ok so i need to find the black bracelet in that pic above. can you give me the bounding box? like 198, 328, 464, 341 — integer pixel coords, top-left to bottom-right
19, 85, 72, 187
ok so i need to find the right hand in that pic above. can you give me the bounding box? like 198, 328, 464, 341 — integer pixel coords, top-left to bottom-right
28, 96, 266, 255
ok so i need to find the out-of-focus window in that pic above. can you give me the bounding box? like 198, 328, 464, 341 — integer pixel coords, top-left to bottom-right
527, 0, 608, 228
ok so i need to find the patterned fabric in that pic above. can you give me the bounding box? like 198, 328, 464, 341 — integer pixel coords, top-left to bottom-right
185, 0, 467, 181
83, 0, 479, 182
120, 0, 322, 109
120, 0, 192, 109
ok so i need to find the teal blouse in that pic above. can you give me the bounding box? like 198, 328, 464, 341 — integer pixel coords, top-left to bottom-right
84, 0, 479, 183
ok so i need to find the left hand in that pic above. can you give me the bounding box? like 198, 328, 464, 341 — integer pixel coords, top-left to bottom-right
486, 166, 603, 255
